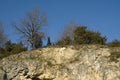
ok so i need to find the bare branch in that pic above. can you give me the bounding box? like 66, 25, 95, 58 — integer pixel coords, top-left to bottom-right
12, 7, 47, 49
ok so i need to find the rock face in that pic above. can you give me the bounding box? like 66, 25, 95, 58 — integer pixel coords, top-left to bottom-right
0, 45, 120, 80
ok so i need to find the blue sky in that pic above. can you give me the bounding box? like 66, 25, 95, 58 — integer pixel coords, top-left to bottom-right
0, 0, 120, 44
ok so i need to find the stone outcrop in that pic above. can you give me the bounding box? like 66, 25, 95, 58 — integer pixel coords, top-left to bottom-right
0, 45, 120, 80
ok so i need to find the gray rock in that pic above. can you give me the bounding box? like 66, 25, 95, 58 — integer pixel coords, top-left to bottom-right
0, 45, 120, 80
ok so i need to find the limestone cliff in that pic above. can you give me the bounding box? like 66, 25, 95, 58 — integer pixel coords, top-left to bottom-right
0, 45, 120, 80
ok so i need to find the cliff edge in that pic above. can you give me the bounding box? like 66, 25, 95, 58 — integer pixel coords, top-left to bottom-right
0, 45, 120, 80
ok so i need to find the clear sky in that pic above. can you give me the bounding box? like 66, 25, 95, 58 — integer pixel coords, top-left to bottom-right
0, 0, 120, 44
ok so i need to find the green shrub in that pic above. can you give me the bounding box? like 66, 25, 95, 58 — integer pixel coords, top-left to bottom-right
56, 25, 107, 46
107, 39, 120, 47
73, 26, 106, 45
0, 41, 27, 59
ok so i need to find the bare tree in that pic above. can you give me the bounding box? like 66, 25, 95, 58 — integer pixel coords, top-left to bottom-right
0, 21, 6, 46
12, 7, 47, 49
61, 22, 77, 40
56, 22, 77, 45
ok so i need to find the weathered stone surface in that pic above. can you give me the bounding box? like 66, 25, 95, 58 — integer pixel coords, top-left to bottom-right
0, 45, 120, 80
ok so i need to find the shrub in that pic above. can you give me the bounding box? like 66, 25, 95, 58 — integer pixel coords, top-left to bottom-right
107, 39, 120, 47
73, 26, 106, 45
0, 41, 27, 59
56, 25, 107, 45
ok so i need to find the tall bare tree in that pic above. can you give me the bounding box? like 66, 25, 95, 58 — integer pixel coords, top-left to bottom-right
0, 21, 6, 46
13, 7, 47, 49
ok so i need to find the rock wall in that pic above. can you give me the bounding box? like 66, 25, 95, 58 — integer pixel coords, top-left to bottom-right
0, 45, 120, 80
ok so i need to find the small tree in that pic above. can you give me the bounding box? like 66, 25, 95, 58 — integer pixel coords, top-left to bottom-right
47, 37, 51, 46
5, 40, 13, 52
12, 7, 47, 49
